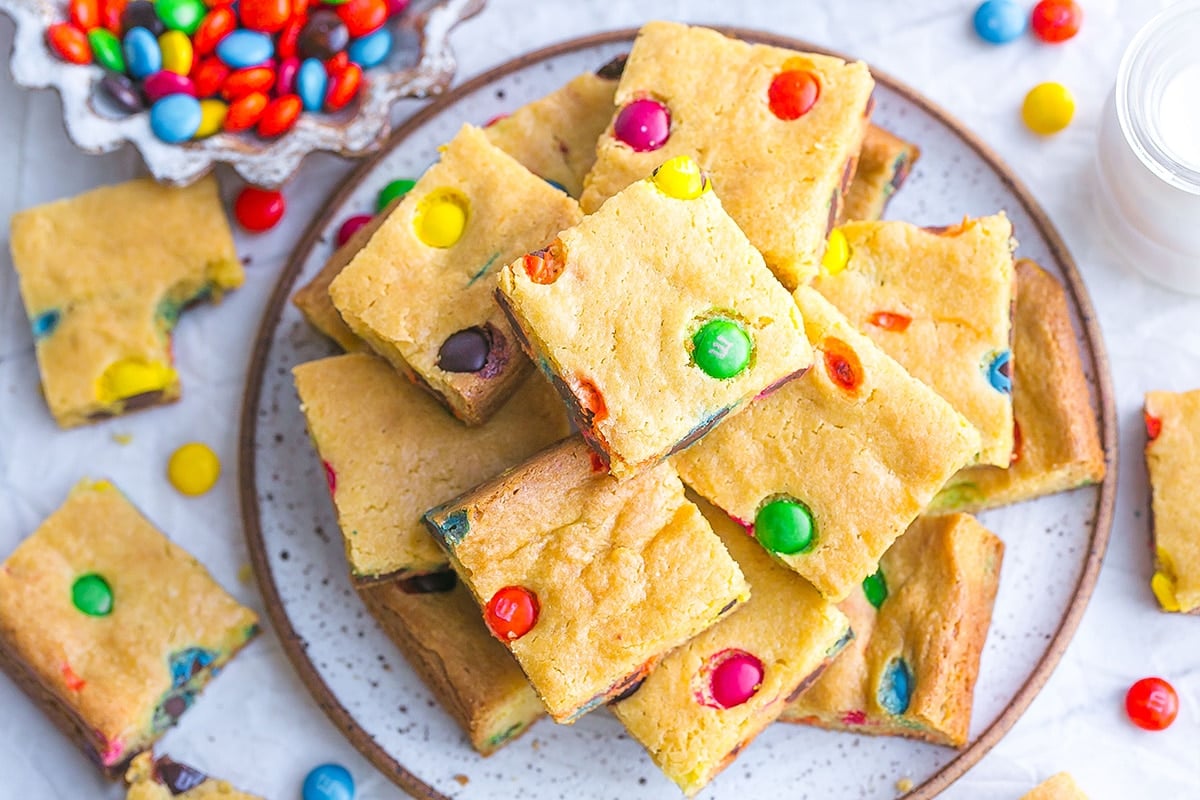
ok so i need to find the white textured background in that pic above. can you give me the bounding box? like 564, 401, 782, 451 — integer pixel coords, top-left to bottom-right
1, 1, 1198, 798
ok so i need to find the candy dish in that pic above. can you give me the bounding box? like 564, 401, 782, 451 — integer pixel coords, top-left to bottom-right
0, 0, 483, 187
240, 29, 1116, 800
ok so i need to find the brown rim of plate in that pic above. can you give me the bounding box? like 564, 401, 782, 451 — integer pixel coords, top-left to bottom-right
238, 27, 1118, 800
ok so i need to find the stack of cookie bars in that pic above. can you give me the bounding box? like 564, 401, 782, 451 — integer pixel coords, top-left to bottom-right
290, 22, 1106, 796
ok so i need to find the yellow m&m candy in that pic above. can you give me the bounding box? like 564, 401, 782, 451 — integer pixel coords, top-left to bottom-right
413, 189, 468, 248
822, 228, 850, 275
168, 442, 221, 496
1022, 82, 1075, 135
652, 155, 710, 200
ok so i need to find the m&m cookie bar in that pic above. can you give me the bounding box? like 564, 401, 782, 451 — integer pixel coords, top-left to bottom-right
329, 124, 583, 425
1144, 388, 1200, 614
931, 261, 1105, 513
293, 353, 569, 583
423, 438, 750, 723
0, 480, 258, 777
8, 176, 241, 428
814, 215, 1017, 467
125, 753, 263, 799
484, 68, 621, 199
358, 575, 545, 755
674, 287, 980, 601
611, 498, 850, 796
1021, 772, 1090, 800
838, 125, 921, 224
497, 156, 813, 479
782, 513, 1004, 747
581, 21, 874, 289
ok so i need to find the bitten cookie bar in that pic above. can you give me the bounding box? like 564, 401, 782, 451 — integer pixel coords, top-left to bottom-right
484, 68, 620, 198
9, 176, 241, 427
931, 261, 1105, 513
0, 480, 258, 777
126, 753, 262, 799
359, 574, 545, 754
423, 438, 750, 723
782, 513, 1004, 747
1020, 772, 1089, 800
293, 353, 569, 583
674, 287, 980, 601
581, 21, 874, 288
838, 125, 920, 224
497, 156, 812, 479
329, 124, 583, 425
611, 497, 850, 797
1144, 388, 1200, 614
814, 215, 1016, 466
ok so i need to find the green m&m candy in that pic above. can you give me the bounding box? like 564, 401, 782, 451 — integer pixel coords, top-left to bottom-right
755, 498, 815, 555
88, 29, 126, 73
377, 178, 416, 212
72, 573, 114, 617
691, 318, 752, 380
862, 568, 888, 609
156, 0, 206, 34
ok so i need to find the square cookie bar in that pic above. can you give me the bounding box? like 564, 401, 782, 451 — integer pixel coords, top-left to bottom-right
423, 438, 750, 723
0, 480, 258, 777
484, 67, 620, 198
931, 260, 1105, 513
293, 353, 569, 583
126, 753, 262, 799
611, 497, 850, 797
9, 176, 242, 428
1144, 388, 1200, 614
674, 286, 980, 601
581, 21, 874, 288
359, 574, 544, 754
497, 156, 813, 479
329, 124, 582, 425
814, 215, 1016, 466
782, 513, 1004, 747
838, 125, 920, 224
292, 198, 403, 353
1021, 773, 1089, 800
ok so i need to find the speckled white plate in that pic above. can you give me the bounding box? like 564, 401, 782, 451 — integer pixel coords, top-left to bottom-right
240, 29, 1116, 800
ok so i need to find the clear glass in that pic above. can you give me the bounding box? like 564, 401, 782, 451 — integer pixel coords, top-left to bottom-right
1095, 1, 1200, 293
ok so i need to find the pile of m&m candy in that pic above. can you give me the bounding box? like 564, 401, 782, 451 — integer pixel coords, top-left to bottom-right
44, 0, 409, 143
972, 0, 1082, 135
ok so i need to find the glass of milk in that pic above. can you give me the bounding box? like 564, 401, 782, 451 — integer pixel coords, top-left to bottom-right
1095, 1, 1200, 293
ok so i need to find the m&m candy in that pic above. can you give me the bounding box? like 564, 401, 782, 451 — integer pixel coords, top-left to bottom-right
150, 93, 202, 142
348, 26, 392, 68
88, 28, 125, 71
376, 177, 415, 211
1022, 81, 1075, 134
336, 214, 372, 246
700, 649, 765, 709
652, 155, 709, 200
302, 764, 355, 800
755, 497, 816, 555
614, 98, 670, 152
123, 25, 162, 78
485, 585, 539, 641
234, 186, 286, 231
691, 318, 752, 380
768, 69, 820, 120
413, 189, 468, 248
973, 0, 1025, 44
47, 23, 93, 64
296, 57, 328, 111
216, 29, 274, 68
257, 94, 302, 137
1125, 677, 1179, 731
1031, 0, 1082, 44
72, 573, 115, 616
167, 442, 221, 496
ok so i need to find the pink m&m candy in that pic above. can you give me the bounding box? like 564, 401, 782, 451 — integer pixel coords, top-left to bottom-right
336, 214, 372, 246
143, 70, 197, 102
698, 649, 764, 709
614, 98, 670, 152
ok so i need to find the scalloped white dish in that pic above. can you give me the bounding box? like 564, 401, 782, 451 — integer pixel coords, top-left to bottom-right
0, 0, 482, 186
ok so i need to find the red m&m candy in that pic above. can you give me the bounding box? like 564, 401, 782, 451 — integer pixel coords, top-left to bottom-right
768, 69, 820, 120
47, 23, 93, 64
485, 585, 538, 641
234, 186, 285, 232
1126, 677, 1179, 731
336, 214, 372, 246
823, 337, 863, 393
336, 0, 386, 38
257, 93, 302, 136
239, 0, 290, 33
223, 90, 268, 130
1031, 0, 1082, 44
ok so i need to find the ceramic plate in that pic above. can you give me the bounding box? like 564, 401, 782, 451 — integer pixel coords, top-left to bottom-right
240, 29, 1117, 800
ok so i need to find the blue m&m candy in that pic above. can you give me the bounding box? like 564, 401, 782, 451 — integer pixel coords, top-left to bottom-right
296, 58, 328, 112
150, 94, 202, 142
973, 0, 1025, 44
347, 27, 392, 69
123, 26, 162, 78
302, 764, 354, 800
215, 29, 274, 68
